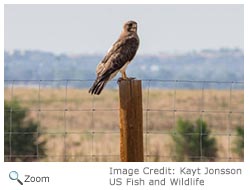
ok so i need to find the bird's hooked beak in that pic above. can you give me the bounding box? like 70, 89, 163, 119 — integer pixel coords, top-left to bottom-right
131, 24, 137, 32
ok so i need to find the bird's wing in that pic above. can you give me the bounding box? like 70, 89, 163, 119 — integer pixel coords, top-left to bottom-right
96, 37, 124, 76
96, 35, 139, 81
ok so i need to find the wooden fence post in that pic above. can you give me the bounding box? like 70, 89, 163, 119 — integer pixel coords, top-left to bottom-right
119, 80, 144, 162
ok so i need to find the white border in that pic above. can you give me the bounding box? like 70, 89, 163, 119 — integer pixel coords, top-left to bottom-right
1, 0, 248, 189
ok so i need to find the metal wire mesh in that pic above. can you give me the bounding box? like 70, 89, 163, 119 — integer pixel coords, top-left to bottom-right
4, 79, 244, 162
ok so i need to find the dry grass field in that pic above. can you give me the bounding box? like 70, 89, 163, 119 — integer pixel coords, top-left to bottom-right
4, 87, 244, 162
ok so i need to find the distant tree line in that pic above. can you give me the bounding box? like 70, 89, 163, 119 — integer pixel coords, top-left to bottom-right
4, 48, 244, 89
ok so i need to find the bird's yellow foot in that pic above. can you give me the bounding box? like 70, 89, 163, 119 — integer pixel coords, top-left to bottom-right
117, 77, 124, 83
117, 77, 136, 83
127, 77, 136, 80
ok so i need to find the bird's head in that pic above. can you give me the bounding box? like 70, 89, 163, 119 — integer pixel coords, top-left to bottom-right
123, 20, 138, 33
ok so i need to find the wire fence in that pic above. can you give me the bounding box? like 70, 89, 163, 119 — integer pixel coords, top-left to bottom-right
4, 79, 244, 162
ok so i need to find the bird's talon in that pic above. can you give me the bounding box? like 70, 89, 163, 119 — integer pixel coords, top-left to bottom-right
117, 77, 124, 83
128, 77, 136, 80
117, 77, 136, 83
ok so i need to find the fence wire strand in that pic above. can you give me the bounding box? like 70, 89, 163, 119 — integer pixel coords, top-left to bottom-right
4, 79, 244, 162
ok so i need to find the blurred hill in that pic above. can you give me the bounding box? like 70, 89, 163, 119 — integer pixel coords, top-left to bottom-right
4, 48, 243, 88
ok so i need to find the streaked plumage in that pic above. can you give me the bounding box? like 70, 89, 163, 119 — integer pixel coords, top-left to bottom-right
89, 20, 139, 95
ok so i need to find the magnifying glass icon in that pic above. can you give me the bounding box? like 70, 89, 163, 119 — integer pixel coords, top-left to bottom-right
9, 171, 23, 185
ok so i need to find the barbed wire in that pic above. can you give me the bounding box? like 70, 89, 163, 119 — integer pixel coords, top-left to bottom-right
4, 79, 244, 162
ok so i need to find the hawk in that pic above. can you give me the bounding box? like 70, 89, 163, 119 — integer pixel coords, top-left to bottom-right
89, 20, 139, 95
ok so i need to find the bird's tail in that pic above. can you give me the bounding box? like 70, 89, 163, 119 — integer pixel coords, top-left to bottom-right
89, 79, 107, 95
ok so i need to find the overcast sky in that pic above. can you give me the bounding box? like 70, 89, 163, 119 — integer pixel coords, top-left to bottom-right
4, 4, 243, 55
